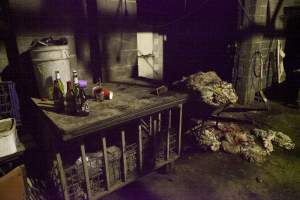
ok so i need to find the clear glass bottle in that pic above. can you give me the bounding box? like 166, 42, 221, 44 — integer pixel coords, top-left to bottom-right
53, 71, 65, 112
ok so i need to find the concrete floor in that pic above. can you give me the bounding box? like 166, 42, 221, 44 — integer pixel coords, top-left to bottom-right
103, 102, 300, 200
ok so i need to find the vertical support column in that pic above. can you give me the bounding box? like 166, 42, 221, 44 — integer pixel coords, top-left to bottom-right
178, 104, 183, 156
80, 145, 92, 199
56, 153, 70, 200
121, 130, 127, 182
102, 137, 110, 191
153, 120, 157, 166
158, 112, 162, 132
149, 116, 153, 136
138, 125, 143, 173
166, 109, 172, 160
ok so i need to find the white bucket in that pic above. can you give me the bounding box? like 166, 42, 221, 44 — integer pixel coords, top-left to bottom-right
31, 45, 71, 98
0, 118, 17, 157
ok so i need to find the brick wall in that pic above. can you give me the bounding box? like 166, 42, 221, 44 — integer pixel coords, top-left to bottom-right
235, 0, 300, 104
0, 0, 138, 85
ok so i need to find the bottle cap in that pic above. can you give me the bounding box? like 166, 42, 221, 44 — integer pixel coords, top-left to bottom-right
79, 80, 87, 88
55, 71, 60, 79
67, 81, 72, 88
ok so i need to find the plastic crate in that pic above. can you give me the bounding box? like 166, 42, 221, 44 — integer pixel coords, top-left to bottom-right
0, 81, 21, 126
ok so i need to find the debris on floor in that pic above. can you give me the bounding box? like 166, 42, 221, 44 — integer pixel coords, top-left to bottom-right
253, 128, 295, 151
199, 127, 222, 151
240, 143, 268, 163
186, 121, 295, 163
182, 71, 238, 106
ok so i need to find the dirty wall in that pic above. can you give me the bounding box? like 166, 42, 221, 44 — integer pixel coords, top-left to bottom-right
235, 0, 300, 104
0, 0, 138, 84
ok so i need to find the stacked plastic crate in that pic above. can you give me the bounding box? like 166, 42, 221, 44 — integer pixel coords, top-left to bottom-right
0, 81, 21, 125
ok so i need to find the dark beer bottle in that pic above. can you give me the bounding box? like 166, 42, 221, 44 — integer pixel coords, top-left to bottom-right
65, 81, 76, 114
73, 70, 89, 116
79, 87, 89, 116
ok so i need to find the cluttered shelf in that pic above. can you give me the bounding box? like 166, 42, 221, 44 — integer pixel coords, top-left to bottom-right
31, 83, 188, 141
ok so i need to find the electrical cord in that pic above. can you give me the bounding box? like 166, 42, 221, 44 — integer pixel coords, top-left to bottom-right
251, 51, 263, 78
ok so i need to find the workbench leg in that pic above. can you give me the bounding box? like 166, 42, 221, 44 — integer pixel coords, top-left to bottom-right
158, 112, 162, 132
121, 130, 127, 182
178, 104, 183, 156
166, 109, 172, 160
153, 120, 157, 166
138, 125, 143, 173
149, 116, 153, 136
56, 153, 70, 200
80, 145, 92, 199
102, 137, 110, 191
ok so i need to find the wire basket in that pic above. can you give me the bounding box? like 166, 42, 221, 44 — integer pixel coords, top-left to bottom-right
52, 146, 121, 200
126, 143, 138, 178
157, 128, 177, 161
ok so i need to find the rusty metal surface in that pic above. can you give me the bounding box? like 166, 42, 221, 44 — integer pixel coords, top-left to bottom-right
32, 83, 188, 141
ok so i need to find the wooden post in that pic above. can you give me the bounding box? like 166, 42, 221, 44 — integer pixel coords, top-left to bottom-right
149, 116, 153, 136
138, 125, 143, 173
158, 112, 162, 132
56, 153, 70, 200
153, 120, 157, 165
178, 104, 183, 155
80, 145, 92, 199
166, 109, 172, 160
102, 137, 110, 191
121, 130, 127, 182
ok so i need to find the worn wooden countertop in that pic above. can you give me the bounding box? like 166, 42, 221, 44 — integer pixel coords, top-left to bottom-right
32, 83, 188, 141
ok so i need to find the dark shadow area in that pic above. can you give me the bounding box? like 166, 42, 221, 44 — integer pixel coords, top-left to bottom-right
86, 0, 102, 82
103, 180, 162, 200
265, 6, 300, 107
144, 0, 239, 83
283, 7, 300, 107
2, 50, 39, 98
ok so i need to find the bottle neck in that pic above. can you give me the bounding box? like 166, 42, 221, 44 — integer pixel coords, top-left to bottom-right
98, 77, 102, 88
54, 80, 58, 86
73, 76, 79, 85
67, 82, 72, 92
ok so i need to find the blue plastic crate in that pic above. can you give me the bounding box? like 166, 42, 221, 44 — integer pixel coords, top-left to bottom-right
0, 81, 21, 126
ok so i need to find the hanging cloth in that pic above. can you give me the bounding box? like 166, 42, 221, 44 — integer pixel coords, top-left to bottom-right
277, 40, 286, 83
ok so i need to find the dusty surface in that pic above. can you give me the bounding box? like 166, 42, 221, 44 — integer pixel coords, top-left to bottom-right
32, 83, 188, 140
103, 102, 300, 200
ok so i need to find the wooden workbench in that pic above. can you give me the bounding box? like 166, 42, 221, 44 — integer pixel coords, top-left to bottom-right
32, 83, 188, 141
32, 83, 188, 200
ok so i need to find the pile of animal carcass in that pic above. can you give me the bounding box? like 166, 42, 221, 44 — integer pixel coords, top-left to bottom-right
186, 121, 295, 163
181, 71, 238, 106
